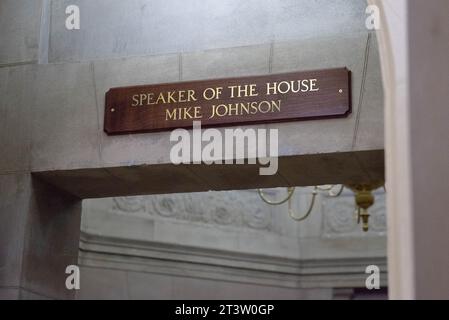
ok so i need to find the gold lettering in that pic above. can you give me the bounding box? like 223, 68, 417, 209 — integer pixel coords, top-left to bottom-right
188, 90, 197, 102
266, 79, 319, 95
258, 101, 271, 113
215, 104, 228, 117
147, 93, 156, 105
228, 86, 238, 98
166, 108, 177, 120
136, 90, 199, 106
250, 101, 258, 114
167, 91, 177, 103
249, 84, 258, 97
193, 106, 202, 119
290, 81, 301, 93
272, 100, 281, 112
310, 79, 319, 91
240, 102, 250, 114
237, 84, 249, 97
132, 94, 139, 106
300, 79, 309, 92
266, 82, 277, 95
210, 100, 281, 118
139, 94, 147, 106
277, 81, 290, 94
182, 107, 193, 119
156, 92, 166, 104
203, 87, 216, 100
178, 90, 186, 103
228, 84, 258, 98
166, 106, 202, 120
228, 103, 239, 116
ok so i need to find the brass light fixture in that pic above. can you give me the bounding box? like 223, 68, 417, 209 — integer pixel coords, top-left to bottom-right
258, 182, 384, 232
345, 182, 385, 232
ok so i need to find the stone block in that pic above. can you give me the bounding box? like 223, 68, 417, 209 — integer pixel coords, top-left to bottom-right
93, 54, 179, 167
30, 62, 101, 171
103, 164, 210, 196
20, 177, 81, 299
353, 34, 384, 150
182, 44, 270, 80
277, 150, 384, 187
34, 163, 210, 198
48, 0, 367, 63
0, 0, 42, 65
271, 33, 370, 157
0, 174, 31, 287
171, 277, 305, 299
76, 266, 128, 299
0, 173, 82, 299
0, 66, 33, 173
186, 160, 289, 191
126, 272, 172, 299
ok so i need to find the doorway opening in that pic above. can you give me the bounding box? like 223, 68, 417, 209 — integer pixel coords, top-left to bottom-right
76, 185, 387, 299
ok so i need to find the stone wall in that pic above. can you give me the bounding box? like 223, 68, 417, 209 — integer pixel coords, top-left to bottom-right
0, 0, 386, 299
1, 0, 384, 187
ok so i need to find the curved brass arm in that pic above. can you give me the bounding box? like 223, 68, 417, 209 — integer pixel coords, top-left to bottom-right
328, 185, 344, 197
288, 186, 318, 221
258, 187, 295, 205
316, 185, 333, 191
259, 185, 344, 223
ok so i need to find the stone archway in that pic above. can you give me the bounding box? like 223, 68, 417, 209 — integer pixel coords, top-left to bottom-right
368, 0, 415, 300
369, 0, 449, 299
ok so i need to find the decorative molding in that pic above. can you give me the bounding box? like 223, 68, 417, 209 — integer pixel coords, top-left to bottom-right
111, 191, 273, 231
79, 231, 388, 290
113, 196, 146, 213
